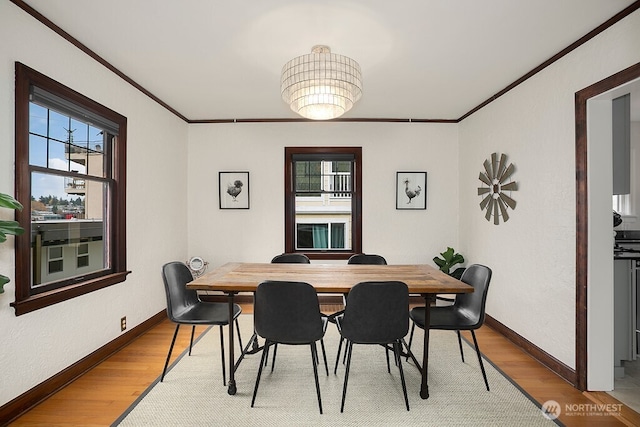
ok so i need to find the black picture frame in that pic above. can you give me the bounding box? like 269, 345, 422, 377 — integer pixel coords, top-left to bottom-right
219, 171, 250, 209
396, 171, 427, 209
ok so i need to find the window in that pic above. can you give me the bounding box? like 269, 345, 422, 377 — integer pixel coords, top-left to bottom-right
12, 62, 128, 315
296, 222, 347, 249
48, 247, 64, 274
613, 194, 631, 215
285, 147, 361, 259
77, 243, 90, 268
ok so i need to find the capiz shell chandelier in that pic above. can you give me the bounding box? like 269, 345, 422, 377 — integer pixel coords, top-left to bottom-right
281, 45, 363, 120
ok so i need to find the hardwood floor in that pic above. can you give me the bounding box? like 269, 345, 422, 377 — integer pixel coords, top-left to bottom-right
7, 304, 640, 427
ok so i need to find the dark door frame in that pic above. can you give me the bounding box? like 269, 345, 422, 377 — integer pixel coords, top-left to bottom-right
575, 61, 640, 390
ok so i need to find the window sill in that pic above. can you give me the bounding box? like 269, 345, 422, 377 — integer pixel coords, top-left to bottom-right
10, 271, 131, 316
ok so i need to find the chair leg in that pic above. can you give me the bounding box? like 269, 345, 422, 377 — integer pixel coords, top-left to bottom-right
263, 342, 270, 366
385, 345, 391, 373
456, 330, 465, 363
470, 330, 490, 391
394, 340, 410, 411
235, 319, 244, 356
334, 336, 344, 374
401, 338, 421, 368
406, 322, 416, 361
340, 341, 354, 413
161, 324, 180, 382
188, 325, 196, 356
219, 325, 226, 386
310, 342, 323, 414
251, 339, 270, 408
320, 339, 329, 376
270, 342, 279, 372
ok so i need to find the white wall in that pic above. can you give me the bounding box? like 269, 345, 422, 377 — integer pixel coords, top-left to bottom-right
186, 122, 460, 267
458, 9, 640, 381
0, 2, 189, 406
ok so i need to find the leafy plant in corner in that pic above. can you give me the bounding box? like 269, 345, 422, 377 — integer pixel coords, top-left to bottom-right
433, 247, 465, 279
0, 192, 25, 293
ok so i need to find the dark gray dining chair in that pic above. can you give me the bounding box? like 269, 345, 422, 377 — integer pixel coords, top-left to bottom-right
270, 253, 311, 263
251, 280, 328, 414
335, 253, 389, 368
347, 253, 387, 265
265, 252, 314, 369
336, 281, 410, 412
160, 261, 243, 384
407, 264, 492, 391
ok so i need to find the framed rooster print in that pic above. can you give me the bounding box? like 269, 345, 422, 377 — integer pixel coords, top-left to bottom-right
219, 171, 250, 209
396, 171, 426, 210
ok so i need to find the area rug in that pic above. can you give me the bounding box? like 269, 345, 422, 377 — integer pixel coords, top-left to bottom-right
113, 315, 559, 426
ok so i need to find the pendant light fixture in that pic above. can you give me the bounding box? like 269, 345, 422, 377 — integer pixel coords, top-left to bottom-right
280, 45, 363, 120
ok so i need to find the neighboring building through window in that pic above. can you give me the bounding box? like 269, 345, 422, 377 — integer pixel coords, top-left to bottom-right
285, 147, 362, 259
12, 63, 128, 315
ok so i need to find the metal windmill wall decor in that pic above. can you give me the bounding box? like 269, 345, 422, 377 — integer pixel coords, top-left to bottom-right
477, 152, 518, 225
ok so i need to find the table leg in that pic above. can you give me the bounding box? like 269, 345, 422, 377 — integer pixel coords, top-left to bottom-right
420, 294, 435, 399
227, 291, 237, 395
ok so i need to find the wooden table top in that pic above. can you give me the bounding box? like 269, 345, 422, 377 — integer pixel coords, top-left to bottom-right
188, 262, 473, 295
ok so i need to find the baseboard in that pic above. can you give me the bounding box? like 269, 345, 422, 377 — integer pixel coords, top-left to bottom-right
0, 310, 167, 425
484, 314, 578, 387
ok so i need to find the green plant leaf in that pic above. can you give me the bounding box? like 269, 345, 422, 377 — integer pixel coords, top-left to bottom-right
450, 253, 464, 265
0, 193, 23, 290
434, 247, 464, 276
0, 274, 8, 293
440, 247, 454, 262
0, 193, 23, 211
0, 220, 25, 235
0, 221, 25, 242
451, 267, 466, 280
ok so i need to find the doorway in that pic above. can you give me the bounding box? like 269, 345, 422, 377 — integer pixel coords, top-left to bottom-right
576, 62, 640, 400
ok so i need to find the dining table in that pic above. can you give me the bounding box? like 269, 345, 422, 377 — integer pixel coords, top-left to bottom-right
187, 262, 473, 400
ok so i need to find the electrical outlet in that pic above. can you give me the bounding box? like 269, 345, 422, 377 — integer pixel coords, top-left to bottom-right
120, 316, 127, 331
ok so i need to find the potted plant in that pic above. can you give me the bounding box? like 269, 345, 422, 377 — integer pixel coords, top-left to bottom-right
433, 247, 465, 279
0, 192, 25, 293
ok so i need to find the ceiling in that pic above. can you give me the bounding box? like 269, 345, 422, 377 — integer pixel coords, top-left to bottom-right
19, 0, 639, 122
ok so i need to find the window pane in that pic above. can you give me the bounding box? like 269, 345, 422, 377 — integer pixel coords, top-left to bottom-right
29, 103, 48, 135
77, 256, 89, 268
48, 259, 63, 274
29, 134, 48, 167
296, 223, 328, 249
49, 246, 62, 259
296, 224, 314, 249
48, 139, 71, 172
48, 110, 71, 143
295, 161, 322, 193
331, 223, 345, 248
31, 171, 107, 288
78, 243, 89, 255
87, 127, 106, 178
66, 134, 105, 178
333, 161, 351, 173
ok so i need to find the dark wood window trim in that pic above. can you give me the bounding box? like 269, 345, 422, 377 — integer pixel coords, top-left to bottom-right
284, 146, 362, 260
11, 62, 129, 316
